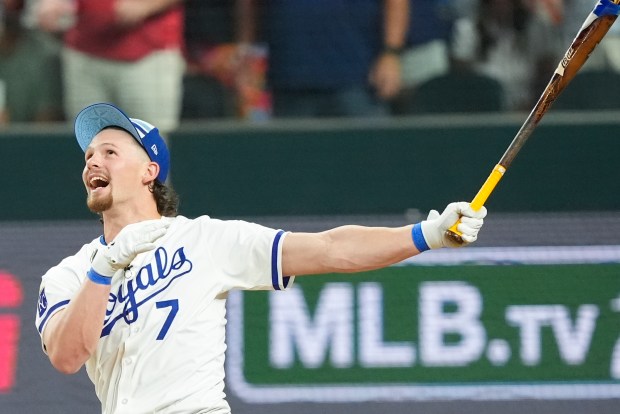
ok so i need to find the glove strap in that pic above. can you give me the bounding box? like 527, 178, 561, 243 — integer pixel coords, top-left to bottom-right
411, 223, 431, 252
87, 268, 112, 286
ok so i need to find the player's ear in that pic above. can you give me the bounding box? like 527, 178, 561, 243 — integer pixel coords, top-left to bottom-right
142, 162, 160, 185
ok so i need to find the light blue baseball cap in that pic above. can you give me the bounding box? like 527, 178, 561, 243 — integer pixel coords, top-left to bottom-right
74, 103, 170, 182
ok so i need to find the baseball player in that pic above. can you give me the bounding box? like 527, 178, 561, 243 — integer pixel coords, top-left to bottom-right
35, 102, 487, 413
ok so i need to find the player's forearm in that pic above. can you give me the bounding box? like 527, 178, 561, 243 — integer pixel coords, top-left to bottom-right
284, 225, 419, 276
323, 225, 418, 272
383, 0, 409, 51
45, 281, 110, 374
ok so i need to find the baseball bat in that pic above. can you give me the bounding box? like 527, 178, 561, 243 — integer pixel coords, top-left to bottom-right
446, 0, 620, 244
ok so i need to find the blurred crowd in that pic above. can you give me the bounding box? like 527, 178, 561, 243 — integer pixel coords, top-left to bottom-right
1, 0, 619, 127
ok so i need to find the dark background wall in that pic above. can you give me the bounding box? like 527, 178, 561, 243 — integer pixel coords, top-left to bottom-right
1, 112, 619, 221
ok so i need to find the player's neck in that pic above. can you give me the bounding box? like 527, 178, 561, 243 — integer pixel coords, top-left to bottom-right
101, 204, 161, 243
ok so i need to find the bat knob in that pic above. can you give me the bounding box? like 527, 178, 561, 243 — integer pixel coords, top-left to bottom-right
445, 229, 466, 246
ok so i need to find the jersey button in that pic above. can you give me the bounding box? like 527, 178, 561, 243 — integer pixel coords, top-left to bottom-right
121, 399, 128, 404
125, 358, 132, 365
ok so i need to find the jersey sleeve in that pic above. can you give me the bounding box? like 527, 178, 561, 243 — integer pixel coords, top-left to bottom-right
35, 243, 93, 345
201, 218, 295, 292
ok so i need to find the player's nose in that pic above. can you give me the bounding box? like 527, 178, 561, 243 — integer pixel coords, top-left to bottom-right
85, 153, 102, 169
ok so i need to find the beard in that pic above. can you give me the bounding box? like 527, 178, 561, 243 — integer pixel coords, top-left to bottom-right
86, 191, 113, 213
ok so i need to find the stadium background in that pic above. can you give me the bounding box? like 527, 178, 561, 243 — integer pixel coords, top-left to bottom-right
1, 112, 620, 413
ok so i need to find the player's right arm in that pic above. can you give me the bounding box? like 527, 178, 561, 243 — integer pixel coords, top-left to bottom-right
40, 219, 170, 373
42, 281, 112, 374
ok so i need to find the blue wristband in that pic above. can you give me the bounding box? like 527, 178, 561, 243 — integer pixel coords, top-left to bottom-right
411, 223, 431, 252
87, 268, 112, 286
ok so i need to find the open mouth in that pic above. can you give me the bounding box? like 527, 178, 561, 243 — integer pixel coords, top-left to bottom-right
89, 176, 110, 191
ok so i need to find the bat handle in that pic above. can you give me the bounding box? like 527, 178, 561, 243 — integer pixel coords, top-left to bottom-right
445, 164, 506, 245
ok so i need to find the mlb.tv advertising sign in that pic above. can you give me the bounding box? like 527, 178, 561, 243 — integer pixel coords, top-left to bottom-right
226, 246, 620, 402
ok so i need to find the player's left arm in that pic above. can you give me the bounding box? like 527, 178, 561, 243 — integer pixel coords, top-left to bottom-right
283, 225, 415, 277
282, 202, 486, 277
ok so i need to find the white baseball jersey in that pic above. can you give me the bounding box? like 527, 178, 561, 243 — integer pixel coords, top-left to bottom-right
35, 215, 294, 414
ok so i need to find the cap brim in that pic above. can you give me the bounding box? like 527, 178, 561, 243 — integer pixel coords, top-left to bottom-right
74, 103, 142, 152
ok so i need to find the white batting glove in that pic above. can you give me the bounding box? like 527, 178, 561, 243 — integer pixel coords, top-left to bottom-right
88, 219, 170, 285
412, 202, 487, 250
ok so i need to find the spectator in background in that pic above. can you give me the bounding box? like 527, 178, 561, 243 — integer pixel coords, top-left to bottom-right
34, 0, 185, 135
450, 0, 562, 111
400, 0, 456, 89
182, 0, 239, 120
0, 0, 63, 124
237, 0, 410, 118
391, 0, 459, 114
